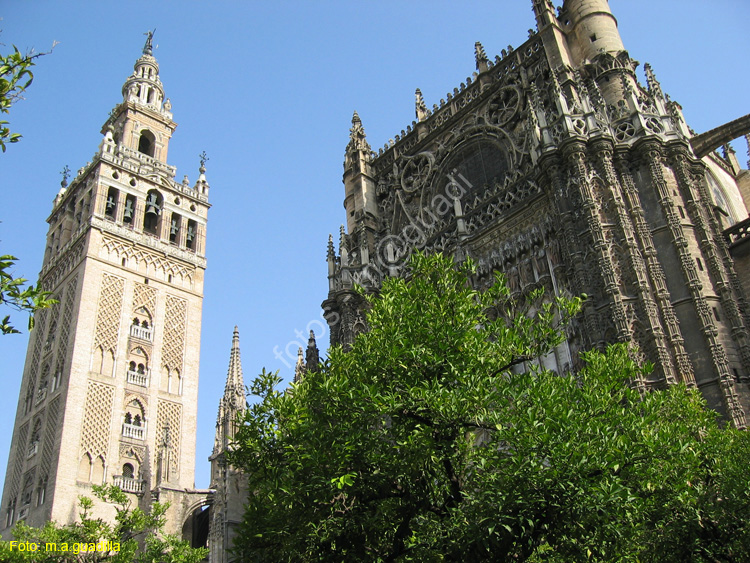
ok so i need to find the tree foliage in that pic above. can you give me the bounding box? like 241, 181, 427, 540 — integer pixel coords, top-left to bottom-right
0, 43, 38, 151
0, 485, 208, 563
231, 252, 750, 562
0, 255, 56, 334
1, 43, 56, 333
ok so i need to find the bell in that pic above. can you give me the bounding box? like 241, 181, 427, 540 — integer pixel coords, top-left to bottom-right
186, 226, 195, 247
145, 193, 160, 215
123, 199, 134, 222
106, 196, 116, 214
170, 219, 179, 236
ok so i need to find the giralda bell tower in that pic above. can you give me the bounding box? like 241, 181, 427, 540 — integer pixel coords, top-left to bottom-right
1, 33, 210, 534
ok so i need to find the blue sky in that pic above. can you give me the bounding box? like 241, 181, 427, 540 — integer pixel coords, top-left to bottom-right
1, 1, 748, 492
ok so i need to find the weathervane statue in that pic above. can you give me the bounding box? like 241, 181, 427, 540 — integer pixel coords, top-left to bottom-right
143, 28, 156, 55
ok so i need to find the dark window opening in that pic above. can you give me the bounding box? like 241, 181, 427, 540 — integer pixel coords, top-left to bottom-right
713, 306, 721, 322
590, 34, 597, 42
137, 130, 156, 157
678, 206, 685, 219
123, 464, 134, 479
696, 257, 704, 272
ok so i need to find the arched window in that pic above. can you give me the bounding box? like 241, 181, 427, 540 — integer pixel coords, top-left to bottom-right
122, 463, 134, 478
28, 419, 41, 458
438, 140, 509, 203
137, 130, 156, 157
36, 475, 48, 507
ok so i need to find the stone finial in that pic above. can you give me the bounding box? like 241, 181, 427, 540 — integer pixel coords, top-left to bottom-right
415, 88, 428, 122
745, 134, 750, 169
474, 41, 489, 72
327, 233, 336, 261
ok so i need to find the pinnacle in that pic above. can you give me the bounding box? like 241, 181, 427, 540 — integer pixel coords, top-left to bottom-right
352, 110, 361, 125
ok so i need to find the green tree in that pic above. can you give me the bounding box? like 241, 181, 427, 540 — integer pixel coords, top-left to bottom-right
1, 43, 56, 333
231, 252, 750, 562
0, 485, 208, 563
1, 255, 56, 334
1, 43, 38, 151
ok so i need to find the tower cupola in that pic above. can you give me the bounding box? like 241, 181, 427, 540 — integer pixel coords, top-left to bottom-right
122, 30, 165, 110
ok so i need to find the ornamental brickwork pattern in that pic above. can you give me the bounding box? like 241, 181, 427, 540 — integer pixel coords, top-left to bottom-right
156, 399, 182, 476
162, 295, 187, 375
79, 381, 115, 461
93, 274, 125, 356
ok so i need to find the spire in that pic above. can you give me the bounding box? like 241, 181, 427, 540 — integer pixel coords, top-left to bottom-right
415, 88, 428, 122
474, 41, 489, 73
223, 326, 245, 409
213, 326, 245, 456
305, 330, 320, 373
643, 63, 664, 100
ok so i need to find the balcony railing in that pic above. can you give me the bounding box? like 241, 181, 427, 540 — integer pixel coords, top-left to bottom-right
122, 423, 145, 440
113, 475, 145, 494
27, 442, 39, 459
126, 370, 148, 387
129, 324, 153, 341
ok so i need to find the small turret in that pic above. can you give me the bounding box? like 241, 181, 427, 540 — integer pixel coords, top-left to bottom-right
342, 111, 378, 234
531, 0, 557, 30
559, 0, 624, 67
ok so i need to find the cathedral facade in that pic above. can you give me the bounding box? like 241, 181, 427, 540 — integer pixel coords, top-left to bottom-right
3, 0, 750, 561
323, 0, 750, 428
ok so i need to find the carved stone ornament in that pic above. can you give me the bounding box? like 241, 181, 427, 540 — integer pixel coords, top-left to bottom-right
487, 86, 522, 127
400, 152, 434, 194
